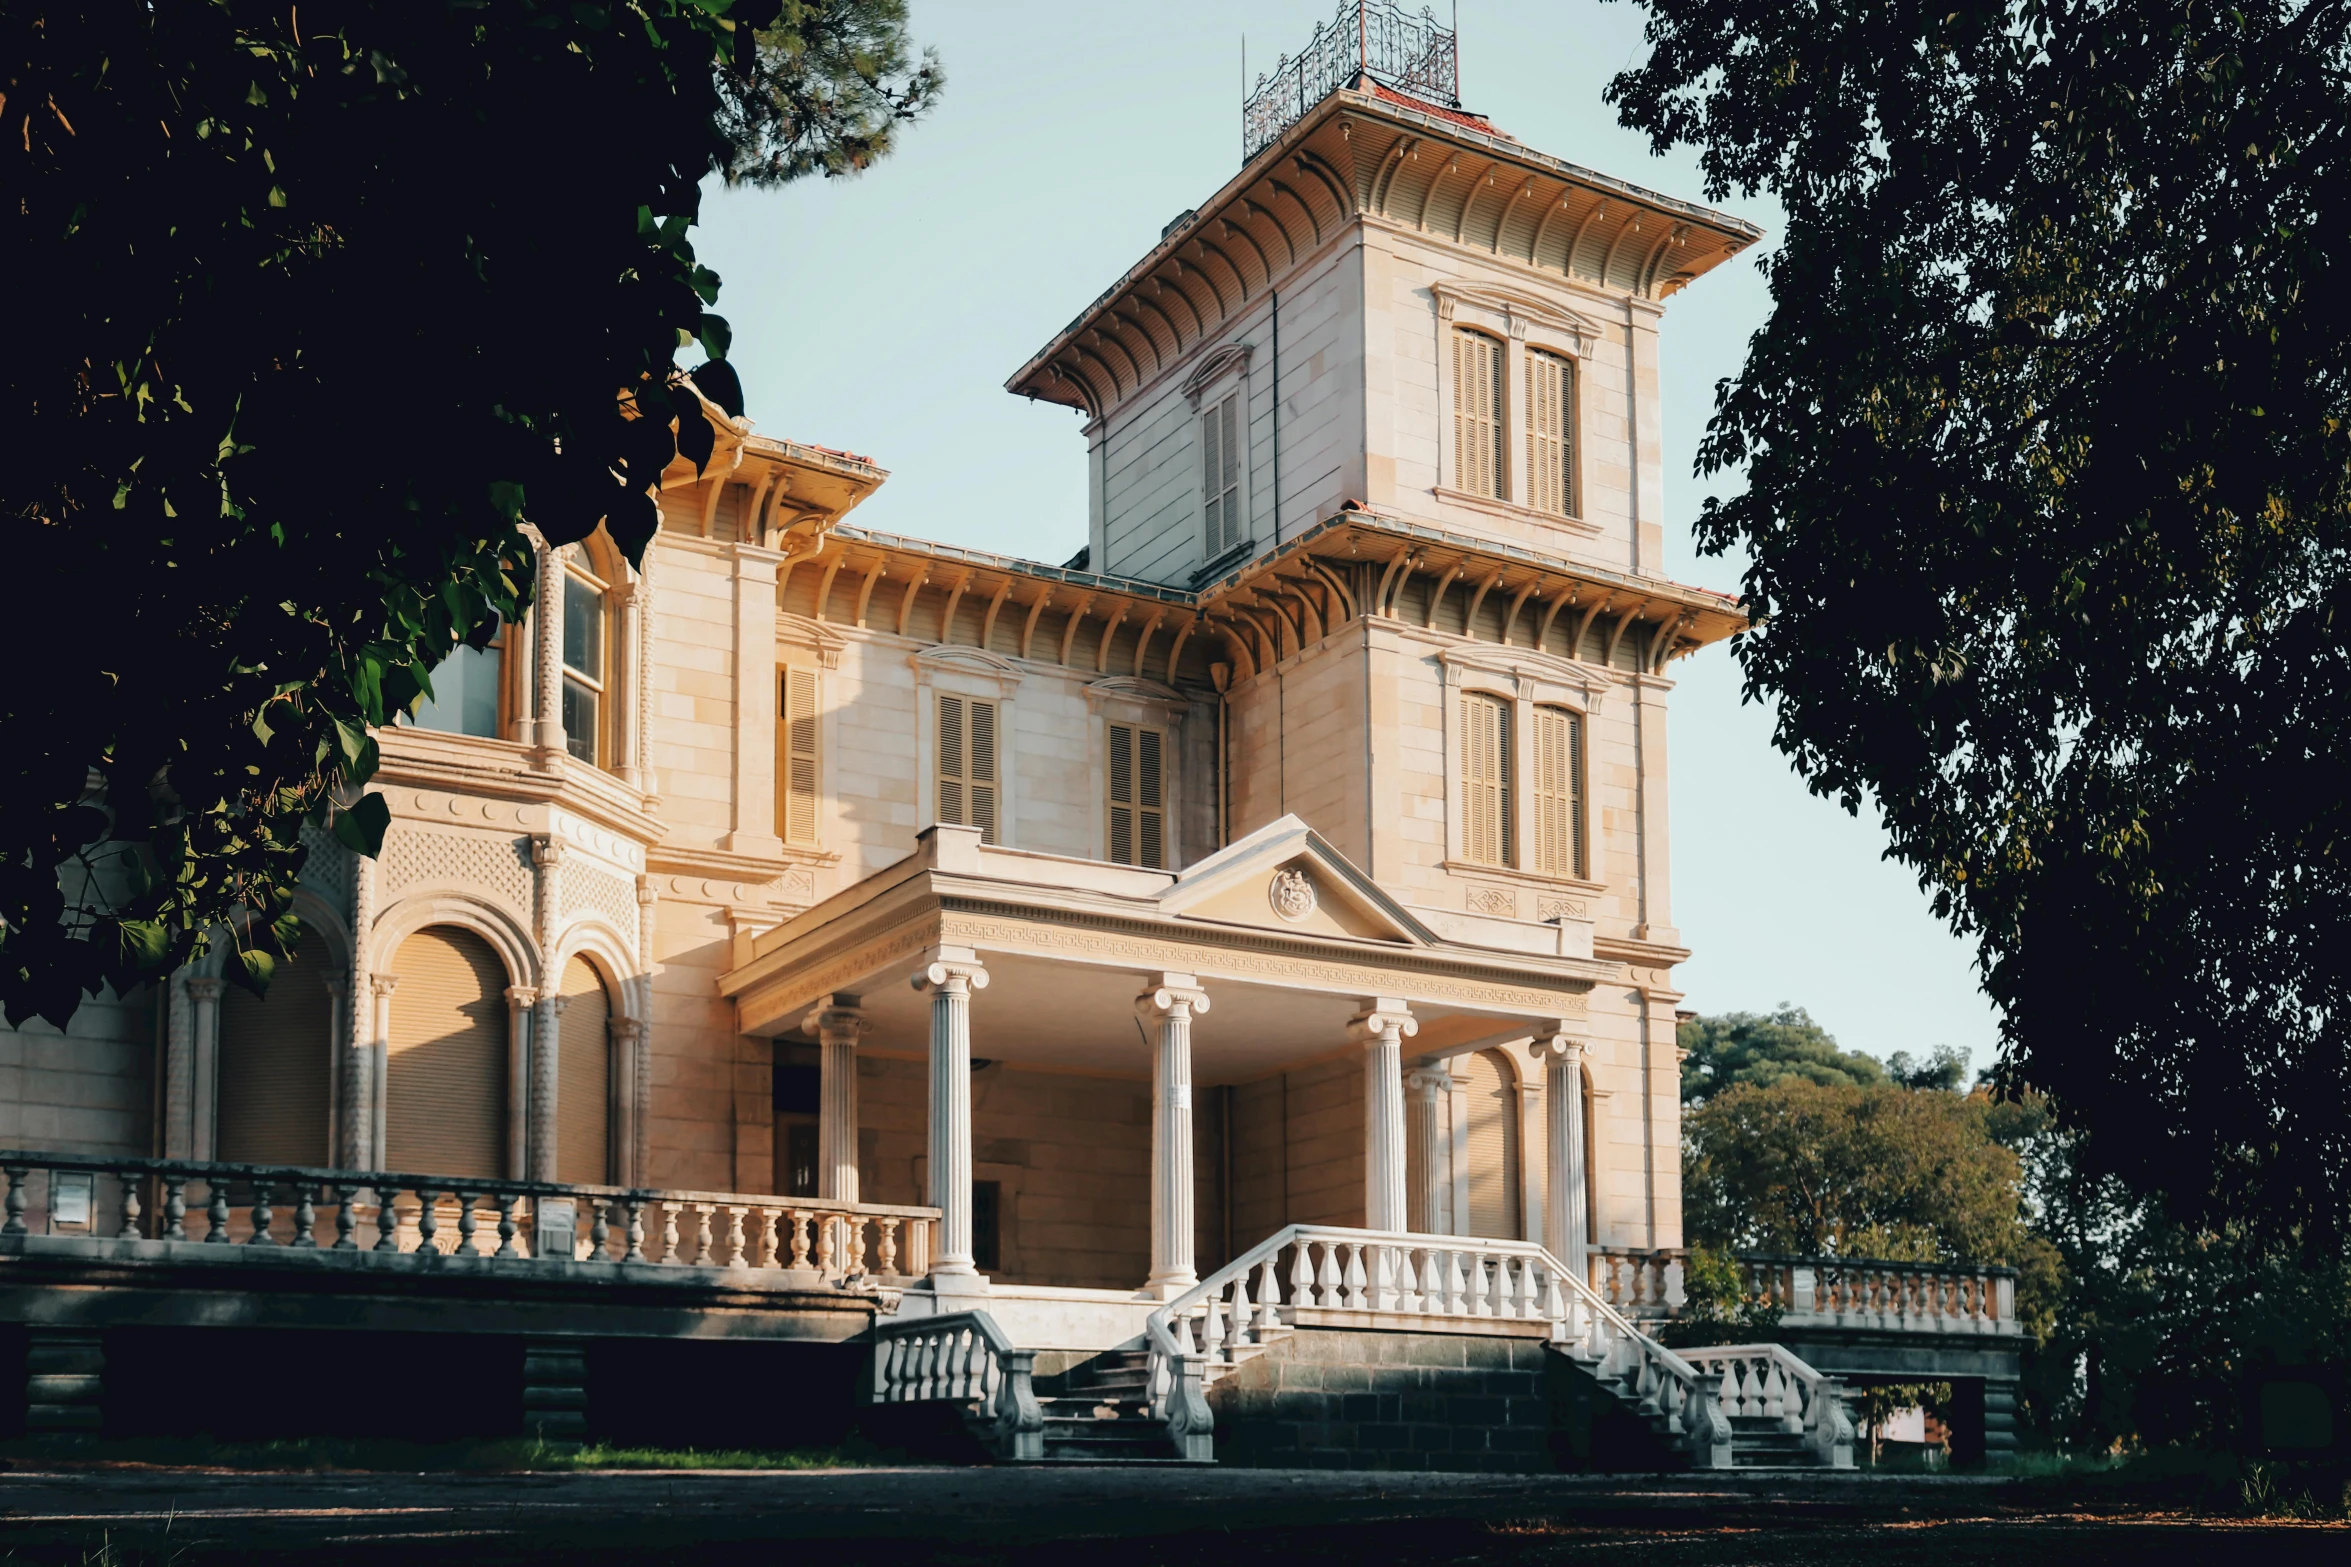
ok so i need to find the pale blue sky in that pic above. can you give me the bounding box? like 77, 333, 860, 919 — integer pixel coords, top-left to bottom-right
692, 0, 1999, 1068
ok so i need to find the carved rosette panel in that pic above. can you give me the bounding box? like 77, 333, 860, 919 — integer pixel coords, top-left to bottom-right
378, 826, 534, 913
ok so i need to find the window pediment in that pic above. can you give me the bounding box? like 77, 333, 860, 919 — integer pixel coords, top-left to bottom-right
911, 643, 1023, 698
1432, 281, 1603, 355
1181, 342, 1254, 409
1085, 675, 1188, 718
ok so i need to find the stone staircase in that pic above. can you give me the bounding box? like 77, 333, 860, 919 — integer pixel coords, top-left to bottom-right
1555, 1336, 1850, 1470
1017, 1349, 1208, 1464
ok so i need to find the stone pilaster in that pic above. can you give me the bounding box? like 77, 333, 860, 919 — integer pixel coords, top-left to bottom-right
534, 538, 567, 758
1137, 974, 1210, 1298
913, 950, 988, 1285
803, 995, 869, 1204
530, 993, 566, 1183
505, 986, 538, 1180
184, 977, 224, 1162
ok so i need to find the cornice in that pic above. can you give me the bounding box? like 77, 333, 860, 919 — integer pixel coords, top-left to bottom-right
375, 729, 665, 843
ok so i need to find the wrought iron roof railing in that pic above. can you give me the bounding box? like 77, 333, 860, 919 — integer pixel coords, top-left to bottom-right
1242, 0, 1459, 163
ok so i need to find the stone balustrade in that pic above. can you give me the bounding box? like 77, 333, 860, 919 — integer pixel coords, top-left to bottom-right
0, 1149, 934, 1282
1588, 1245, 2018, 1337
1146, 1225, 1733, 1467
869, 1309, 1043, 1460
1677, 1342, 1855, 1468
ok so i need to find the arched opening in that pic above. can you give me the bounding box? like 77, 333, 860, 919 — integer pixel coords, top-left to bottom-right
556, 954, 612, 1185
215, 928, 335, 1166
1461, 1047, 1522, 1240
385, 927, 509, 1178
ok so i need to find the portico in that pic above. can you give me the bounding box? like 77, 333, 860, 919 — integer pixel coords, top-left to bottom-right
719, 816, 1614, 1320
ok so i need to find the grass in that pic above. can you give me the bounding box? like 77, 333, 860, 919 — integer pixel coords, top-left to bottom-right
0, 1432, 915, 1473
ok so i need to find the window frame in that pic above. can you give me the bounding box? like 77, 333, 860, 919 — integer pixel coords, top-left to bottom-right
1457, 689, 1515, 869
1529, 703, 1588, 880
1105, 719, 1170, 869
559, 561, 611, 768
777, 664, 824, 847
1450, 326, 1508, 502
1085, 678, 1188, 871
1524, 346, 1578, 519
1440, 652, 1605, 892
912, 646, 1024, 848
1200, 390, 1244, 563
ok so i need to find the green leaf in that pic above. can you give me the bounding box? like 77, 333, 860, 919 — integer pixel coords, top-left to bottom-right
697, 311, 733, 361
229, 944, 277, 997
331, 791, 391, 857
117, 920, 172, 975
330, 715, 380, 783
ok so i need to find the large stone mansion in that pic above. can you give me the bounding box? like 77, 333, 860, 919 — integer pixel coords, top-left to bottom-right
0, 5, 2020, 1469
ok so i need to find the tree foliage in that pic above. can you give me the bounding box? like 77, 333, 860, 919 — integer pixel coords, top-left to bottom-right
0, 1, 936, 1027
1678, 1006, 1886, 1103
1611, 0, 2351, 1237
1683, 1077, 2059, 1331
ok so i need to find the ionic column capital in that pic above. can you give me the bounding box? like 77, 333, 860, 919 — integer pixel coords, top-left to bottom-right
1347, 999, 1417, 1047
912, 947, 988, 995
1526, 1028, 1589, 1066
1135, 973, 1209, 1023
803, 994, 872, 1041
1404, 1064, 1453, 1097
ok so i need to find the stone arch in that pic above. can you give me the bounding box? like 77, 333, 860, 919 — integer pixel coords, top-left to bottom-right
367, 892, 538, 993
1458, 1046, 1524, 1241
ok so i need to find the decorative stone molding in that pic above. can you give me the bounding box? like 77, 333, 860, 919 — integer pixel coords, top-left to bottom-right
1432, 279, 1604, 354
1180, 342, 1254, 408
1465, 885, 1517, 919
1269, 866, 1318, 923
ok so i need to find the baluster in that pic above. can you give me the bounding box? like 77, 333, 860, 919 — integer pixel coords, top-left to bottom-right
623, 1197, 646, 1262
1514, 1256, 1538, 1319
1, 1165, 27, 1234
658, 1202, 680, 1264
291, 1183, 317, 1249
789, 1210, 812, 1269
118, 1176, 144, 1240
328, 1185, 355, 1250
1541, 1260, 1566, 1324
415, 1188, 441, 1253
1202, 1294, 1227, 1363
454, 1191, 478, 1255
1289, 1240, 1316, 1314
1603, 1250, 1624, 1307
494, 1194, 520, 1259
205, 1179, 232, 1243
876, 1216, 899, 1276
1341, 1242, 1367, 1310
163, 1176, 187, 1240
755, 1207, 780, 1268
1441, 1248, 1467, 1315
689, 1204, 714, 1265
1256, 1254, 1283, 1336
1174, 1311, 1198, 1357
724, 1206, 748, 1267
1392, 1246, 1420, 1314
1228, 1270, 1254, 1348
1315, 1240, 1343, 1308
846, 1214, 868, 1275
246, 1179, 276, 1245
815, 1214, 837, 1276
589, 1198, 611, 1261
1420, 1248, 1444, 1315
374, 1188, 401, 1251
1762, 1363, 1787, 1420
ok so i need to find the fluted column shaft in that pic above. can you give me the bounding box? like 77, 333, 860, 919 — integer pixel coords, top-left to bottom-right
1349, 1000, 1417, 1234
914, 953, 988, 1280
1139, 976, 1210, 1297
804, 996, 868, 1204
1532, 1032, 1590, 1277
1405, 1065, 1453, 1235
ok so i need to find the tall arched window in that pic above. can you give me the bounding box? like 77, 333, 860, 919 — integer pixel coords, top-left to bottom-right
1460, 691, 1513, 867
556, 955, 612, 1185
216, 929, 335, 1166
385, 927, 509, 1178
1461, 1048, 1522, 1240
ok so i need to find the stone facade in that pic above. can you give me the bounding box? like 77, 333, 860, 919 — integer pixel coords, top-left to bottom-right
0, 80, 1759, 1324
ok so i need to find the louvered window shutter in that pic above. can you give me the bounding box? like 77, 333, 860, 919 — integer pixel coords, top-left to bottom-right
1202, 394, 1243, 557
1460, 692, 1513, 867
1531, 706, 1585, 878
1109, 723, 1135, 865
1526, 349, 1574, 516
1453, 330, 1504, 499
1105, 723, 1167, 868
936, 693, 965, 829
556, 956, 611, 1185
968, 699, 998, 844
1463, 1049, 1523, 1240
780, 667, 820, 844
216, 929, 333, 1167
385, 927, 509, 1179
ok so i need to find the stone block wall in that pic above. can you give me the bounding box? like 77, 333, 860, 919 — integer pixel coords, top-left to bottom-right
1206, 1326, 1556, 1472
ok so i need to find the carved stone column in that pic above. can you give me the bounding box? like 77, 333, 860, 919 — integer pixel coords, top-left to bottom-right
912, 950, 988, 1286
185, 977, 224, 1162
162, 973, 195, 1159
505, 986, 538, 1180
345, 850, 376, 1167
1137, 975, 1210, 1298
1348, 999, 1416, 1235
803, 995, 869, 1204
530, 993, 567, 1183
368, 974, 398, 1167
609, 1016, 647, 1187
1405, 1065, 1453, 1235
616, 579, 646, 790
1530, 1030, 1589, 1281
534, 538, 566, 758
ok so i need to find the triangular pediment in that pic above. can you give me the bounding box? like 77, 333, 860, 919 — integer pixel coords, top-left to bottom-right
1157, 815, 1434, 945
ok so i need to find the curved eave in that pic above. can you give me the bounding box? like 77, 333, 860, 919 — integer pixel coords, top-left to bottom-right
1007, 87, 1765, 419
